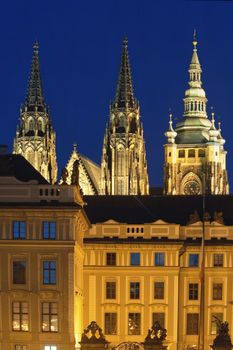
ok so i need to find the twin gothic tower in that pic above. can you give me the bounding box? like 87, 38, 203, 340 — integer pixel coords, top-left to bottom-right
12, 35, 229, 195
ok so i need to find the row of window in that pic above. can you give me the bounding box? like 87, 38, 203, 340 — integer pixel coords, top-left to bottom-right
104, 312, 221, 335
106, 252, 224, 267
178, 149, 205, 158
12, 260, 56, 285
106, 281, 224, 301
11, 301, 58, 332
12, 221, 56, 240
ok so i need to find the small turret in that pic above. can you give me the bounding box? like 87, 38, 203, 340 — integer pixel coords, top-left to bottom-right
165, 112, 177, 144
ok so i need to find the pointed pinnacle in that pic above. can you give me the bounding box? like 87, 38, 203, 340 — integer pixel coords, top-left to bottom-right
193, 29, 197, 49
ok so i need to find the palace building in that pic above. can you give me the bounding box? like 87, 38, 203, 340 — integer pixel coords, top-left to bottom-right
0, 34, 233, 350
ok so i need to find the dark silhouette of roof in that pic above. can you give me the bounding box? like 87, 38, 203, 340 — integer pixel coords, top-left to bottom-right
0, 154, 48, 184
84, 195, 233, 225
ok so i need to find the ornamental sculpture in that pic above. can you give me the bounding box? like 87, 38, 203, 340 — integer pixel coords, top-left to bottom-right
80, 321, 109, 344
211, 316, 233, 349
143, 321, 167, 345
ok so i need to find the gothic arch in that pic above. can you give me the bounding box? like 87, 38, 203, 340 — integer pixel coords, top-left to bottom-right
181, 171, 202, 195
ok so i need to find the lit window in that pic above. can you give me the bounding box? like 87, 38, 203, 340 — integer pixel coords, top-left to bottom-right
189, 254, 199, 267
213, 283, 223, 300
44, 347, 57, 350
106, 282, 116, 299
211, 313, 223, 335
188, 283, 198, 300
42, 222, 56, 239
15, 346, 27, 350
154, 282, 164, 299
41, 302, 58, 332
152, 312, 165, 328
13, 221, 26, 239
43, 261, 56, 285
130, 253, 140, 266
186, 313, 199, 335
128, 313, 141, 335
12, 302, 29, 331
155, 253, 165, 266
13, 261, 26, 284
106, 252, 116, 266
105, 313, 117, 334
213, 254, 223, 267
130, 282, 140, 299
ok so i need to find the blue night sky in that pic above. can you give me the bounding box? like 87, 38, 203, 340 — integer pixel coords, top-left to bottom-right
1, 0, 233, 189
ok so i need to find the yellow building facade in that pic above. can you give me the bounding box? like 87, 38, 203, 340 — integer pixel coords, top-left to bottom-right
83, 195, 233, 350
0, 155, 89, 350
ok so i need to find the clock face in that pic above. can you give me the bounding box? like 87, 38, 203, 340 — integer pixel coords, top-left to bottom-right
183, 180, 201, 195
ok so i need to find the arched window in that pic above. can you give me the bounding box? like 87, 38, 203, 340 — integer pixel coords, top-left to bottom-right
130, 117, 137, 133
188, 149, 195, 158
178, 150, 185, 158
29, 119, 34, 130
198, 149, 205, 157
38, 120, 43, 131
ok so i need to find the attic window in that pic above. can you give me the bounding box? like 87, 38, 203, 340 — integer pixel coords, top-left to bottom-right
198, 149, 205, 157
188, 149, 195, 158
178, 150, 185, 158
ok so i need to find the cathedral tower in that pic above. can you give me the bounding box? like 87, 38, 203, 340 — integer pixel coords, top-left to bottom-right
164, 33, 229, 195
13, 42, 57, 184
100, 38, 149, 195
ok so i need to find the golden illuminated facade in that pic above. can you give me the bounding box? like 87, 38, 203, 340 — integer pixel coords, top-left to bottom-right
100, 39, 149, 195
0, 155, 89, 350
83, 195, 233, 350
164, 34, 229, 195
13, 43, 57, 184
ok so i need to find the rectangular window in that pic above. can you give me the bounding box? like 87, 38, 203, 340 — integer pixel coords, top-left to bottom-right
186, 313, 199, 335
154, 282, 164, 299
152, 312, 165, 328
13, 261, 26, 284
213, 254, 223, 267
189, 254, 199, 267
130, 282, 140, 299
43, 261, 56, 285
12, 302, 29, 331
105, 313, 117, 334
13, 221, 26, 239
211, 313, 223, 335
155, 253, 165, 266
213, 283, 223, 300
44, 347, 57, 350
42, 222, 56, 239
41, 302, 58, 332
130, 252, 140, 266
189, 283, 198, 300
15, 346, 27, 350
106, 282, 116, 299
128, 313, 141, 335
106, 252, 116, 266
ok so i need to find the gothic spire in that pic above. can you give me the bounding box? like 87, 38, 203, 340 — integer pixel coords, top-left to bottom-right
114, 37, 136, 109
25, 42, 46, 111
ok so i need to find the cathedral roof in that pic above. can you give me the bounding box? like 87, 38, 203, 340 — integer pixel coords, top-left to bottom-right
84, 195, 233, 226
0, 154, 48, 184
114, 37, 136, 109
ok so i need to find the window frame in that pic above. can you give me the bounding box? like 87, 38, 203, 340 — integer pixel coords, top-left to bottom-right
130, 252, 140, 266
43, 261, 57, 285
213, 254, 224, 267
213, 283, 223, 300
130, 282, 140, 299
154, 282, 164, 299
106, 252, 116, 266
189, 254, 199, 267
106, 281, 116, 299
13, 260, 26, 285
42, 222, 56, 240
188, 283, 198, 300
128, 313, 141, 335
186, 313, 199, 335
41, 302, 58, 332
12, 301, 29, 332
152, 312, 165, 328
154, 252, 165, 266
104, 312, 117, 335
12, 221, 26, 239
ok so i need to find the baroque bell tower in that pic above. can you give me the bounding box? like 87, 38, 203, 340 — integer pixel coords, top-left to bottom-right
164, 33, 229, 195
100, 38, 149, 195
13, 42, 57, 184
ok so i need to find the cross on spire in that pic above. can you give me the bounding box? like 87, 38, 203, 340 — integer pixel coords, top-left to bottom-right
114, 37, 136, 109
